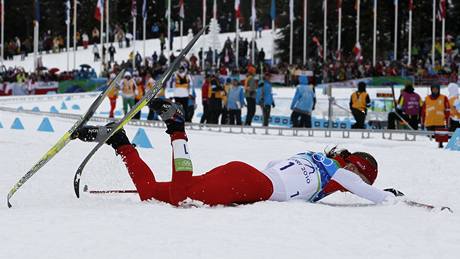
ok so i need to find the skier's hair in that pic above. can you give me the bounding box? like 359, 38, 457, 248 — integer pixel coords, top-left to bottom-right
325, 146, 351, 159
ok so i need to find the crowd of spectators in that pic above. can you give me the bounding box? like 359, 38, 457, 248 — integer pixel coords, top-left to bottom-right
2, 21, 459, 142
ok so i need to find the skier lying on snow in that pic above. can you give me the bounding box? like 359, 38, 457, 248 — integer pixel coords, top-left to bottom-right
72, 98, 404, 206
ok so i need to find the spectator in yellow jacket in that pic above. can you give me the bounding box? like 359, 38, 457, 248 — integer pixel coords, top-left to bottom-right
421, 85, 450, 148
120, 71, 136, 115
133, 73, 144, 120
349, 82, 371, 129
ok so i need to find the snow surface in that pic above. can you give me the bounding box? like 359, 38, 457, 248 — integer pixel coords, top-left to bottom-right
1, 93, 460, 259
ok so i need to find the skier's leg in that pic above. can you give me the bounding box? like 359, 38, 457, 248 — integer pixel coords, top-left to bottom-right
73, 124, 171, 203
186, 161, 273, 206
117, 145, 171, 203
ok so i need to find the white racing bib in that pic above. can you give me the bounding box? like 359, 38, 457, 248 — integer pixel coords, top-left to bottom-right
263, 156, 321, 202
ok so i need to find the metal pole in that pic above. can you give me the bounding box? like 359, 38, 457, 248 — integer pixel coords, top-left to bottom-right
180, 20, 183, 51
289, 0, 293, 65
303, 0, 307, 64
133, 14, 136, 70
67, 16, 70, 71
73, 0, 77, 70
34, 22, 39, 70
212, 0, 216, 67
100, 4, 104, 74
394, 1, 398, 60
167, 0, 171, 56
372, 0, 377, 66
106, 0, 110, 62
251, 0, 255, 65
408, 8, 412, 65
1, 0, 4, 62
236, 18, 239, 69
356, 0, 360, 44
432, 0, 436, 65
303, 0, 308, 65
323, 0, 327, 62
338, 5, 342, 60
202, 0, 206, 71
441, 17, 445, 66
143, 16, 146, 64
327, 84, 333, 128
272, 19, 275, 66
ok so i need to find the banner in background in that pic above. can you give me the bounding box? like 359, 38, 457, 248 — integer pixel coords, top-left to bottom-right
415, 74, 457, 86
0, 81, 59, 95
369, 76, 414, 86
318, 76, 414, 89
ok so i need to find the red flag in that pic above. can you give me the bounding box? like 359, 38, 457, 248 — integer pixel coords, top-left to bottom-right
179, 0, 184, 19
234, 0, 240, 19
437, 0, 447, 21
440, 0, 446, 19
408, 0, 413, 11
131, 0, 137, 17
312, 36, 323, 58
337, 0, 342, 10
353, 42, 362, 61
94, 0, 103, 21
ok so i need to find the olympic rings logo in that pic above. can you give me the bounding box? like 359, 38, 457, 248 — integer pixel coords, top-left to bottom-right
312, 153, 334, 167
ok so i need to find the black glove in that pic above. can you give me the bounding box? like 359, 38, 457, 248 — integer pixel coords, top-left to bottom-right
72, 125, 102, 142
383, 188, 405, 197
105, 126, 130, 150
149, 98, 185, 134
72, 122, 130, 150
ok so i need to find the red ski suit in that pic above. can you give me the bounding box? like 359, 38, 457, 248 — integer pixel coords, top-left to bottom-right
118, 132, 273, 206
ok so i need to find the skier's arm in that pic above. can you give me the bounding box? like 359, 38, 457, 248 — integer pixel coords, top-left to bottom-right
331, 168, 394, 204
169, 131, 194, 206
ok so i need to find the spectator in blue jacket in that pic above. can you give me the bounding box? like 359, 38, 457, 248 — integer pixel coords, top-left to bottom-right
256, 73, 275, 127
290, 76, 316, 128
227, 78, 246, 125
